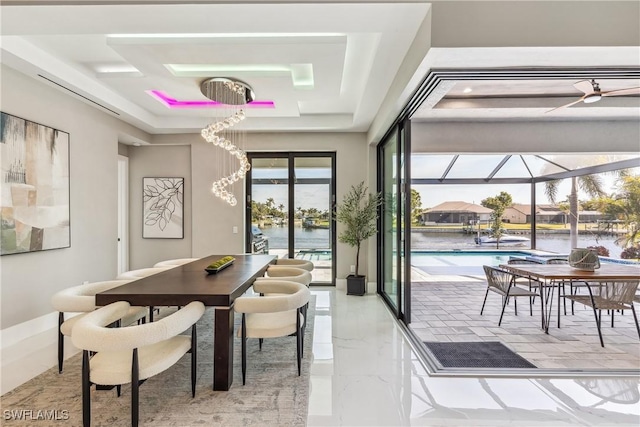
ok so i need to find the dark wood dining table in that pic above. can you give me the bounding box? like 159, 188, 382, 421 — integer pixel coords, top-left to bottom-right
96, 254, 276, 391
499, 263, 640, 333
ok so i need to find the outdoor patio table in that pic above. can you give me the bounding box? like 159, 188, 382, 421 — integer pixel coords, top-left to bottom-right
96, 254, 276, 391
499, 263, 640, 333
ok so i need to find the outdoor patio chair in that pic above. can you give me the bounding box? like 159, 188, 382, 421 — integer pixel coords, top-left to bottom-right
564, 281, 640, 347
507, 258, 543, 305
481, 265, 540, 326
546, 258, 589, 315
545, 258, 568, 264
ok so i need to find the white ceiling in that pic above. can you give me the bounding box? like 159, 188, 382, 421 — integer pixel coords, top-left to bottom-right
1, 1, 639, 140
0, 2, 431, 134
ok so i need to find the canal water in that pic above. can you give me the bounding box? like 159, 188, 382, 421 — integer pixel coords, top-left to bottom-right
412, 231, 625, 257
261, 226, 627, 258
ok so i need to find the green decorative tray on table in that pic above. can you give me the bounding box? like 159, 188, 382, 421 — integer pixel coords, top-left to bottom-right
205, 256, 235, 274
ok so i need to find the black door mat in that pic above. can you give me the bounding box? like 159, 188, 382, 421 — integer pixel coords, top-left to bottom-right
424, 341, 537, 369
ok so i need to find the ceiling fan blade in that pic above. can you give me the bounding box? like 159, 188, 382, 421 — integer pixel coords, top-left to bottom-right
602, 87, 640, 97
573, 80, 595, 95
546, 97, 586, 113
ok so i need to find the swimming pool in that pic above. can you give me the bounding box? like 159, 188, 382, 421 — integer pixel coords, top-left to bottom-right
411, 250, 533, 268
410, 250, 534, 276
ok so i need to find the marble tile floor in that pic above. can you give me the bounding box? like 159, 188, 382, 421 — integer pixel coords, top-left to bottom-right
2, 287, 640, 426
409, 272, 640, 371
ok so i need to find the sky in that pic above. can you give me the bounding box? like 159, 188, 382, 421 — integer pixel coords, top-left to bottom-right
250, 155, 638, 211
411, 154, 638, 208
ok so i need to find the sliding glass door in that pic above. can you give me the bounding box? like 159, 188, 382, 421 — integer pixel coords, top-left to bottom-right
378, 120, 411, 321
246, 152, 336, 285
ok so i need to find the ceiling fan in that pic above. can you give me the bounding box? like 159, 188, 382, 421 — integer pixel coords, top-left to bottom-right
548, 79, 640, 112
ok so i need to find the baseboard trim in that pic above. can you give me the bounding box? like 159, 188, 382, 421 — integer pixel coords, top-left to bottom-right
367, 281, 376, 294
1, 311, 80, 349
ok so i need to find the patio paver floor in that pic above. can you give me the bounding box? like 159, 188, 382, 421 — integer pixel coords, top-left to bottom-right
410, 271, 640, 371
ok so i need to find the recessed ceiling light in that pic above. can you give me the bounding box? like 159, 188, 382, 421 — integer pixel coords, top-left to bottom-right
463, 87, 473, 94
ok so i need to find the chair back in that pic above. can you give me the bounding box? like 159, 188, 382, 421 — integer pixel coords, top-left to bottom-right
51, 280, 133, 313
235, 281, 310, 314
153, 258, 198, 268
261, 266, 312, 286
483, 265, 513, 294
596, 281, 640, 307
116, 266, 171, 280
72, 301, 205, 352
275, 258, 314, 272
507, 258, 538, 265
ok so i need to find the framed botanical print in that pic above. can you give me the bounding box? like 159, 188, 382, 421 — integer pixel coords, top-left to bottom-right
142, 177, 184, 239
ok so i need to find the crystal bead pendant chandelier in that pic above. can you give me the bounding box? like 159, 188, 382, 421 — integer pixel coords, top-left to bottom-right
200, 77, 253, 206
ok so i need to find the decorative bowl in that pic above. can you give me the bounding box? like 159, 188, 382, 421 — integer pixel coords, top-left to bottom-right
568, 248, 600, 271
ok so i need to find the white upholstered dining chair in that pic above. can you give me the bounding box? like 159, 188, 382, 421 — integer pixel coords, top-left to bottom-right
274, 258, 314, 272
257, 266, 312, 326
258, 266, 312, 286
72, 300, 205, 427
234, 280, 310, 385
115, 266, 172, 280
51, 280, 148, 373
153, 258, 199, 268
115, 266, 174, 320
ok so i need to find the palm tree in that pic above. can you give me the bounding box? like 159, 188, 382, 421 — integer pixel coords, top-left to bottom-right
266, 197, 275, 209
597, 175, 640, 250
544, 175, 605, 249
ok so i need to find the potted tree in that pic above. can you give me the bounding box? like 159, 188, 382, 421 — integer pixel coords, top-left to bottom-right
335, 181, 382, 295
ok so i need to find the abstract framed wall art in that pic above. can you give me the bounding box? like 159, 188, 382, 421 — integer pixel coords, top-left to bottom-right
0, 112, 70, 255
142, 177, 184, 239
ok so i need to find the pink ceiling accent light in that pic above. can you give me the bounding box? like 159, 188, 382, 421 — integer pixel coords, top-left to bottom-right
147, 90, 275, 109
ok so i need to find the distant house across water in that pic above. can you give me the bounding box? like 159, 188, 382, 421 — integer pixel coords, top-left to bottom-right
424, 202, 605, 225
421, 201, 492, 224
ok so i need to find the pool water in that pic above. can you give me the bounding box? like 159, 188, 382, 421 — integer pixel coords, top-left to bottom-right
411, 251, 532, 268
410, 250, 534, 276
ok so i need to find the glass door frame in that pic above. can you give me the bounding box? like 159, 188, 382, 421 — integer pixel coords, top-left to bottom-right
245, 151, 337, 286
377, 119, 411, 322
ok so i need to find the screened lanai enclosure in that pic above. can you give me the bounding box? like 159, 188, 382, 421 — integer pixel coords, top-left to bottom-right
383, 149, 640, 374
411, 153, 640, 259
376, 68, 640, 374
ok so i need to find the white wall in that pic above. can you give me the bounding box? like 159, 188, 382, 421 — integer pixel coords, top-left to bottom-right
0, 61, 373, 332
128, 145, 192, 269
0, 65, 151, 329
